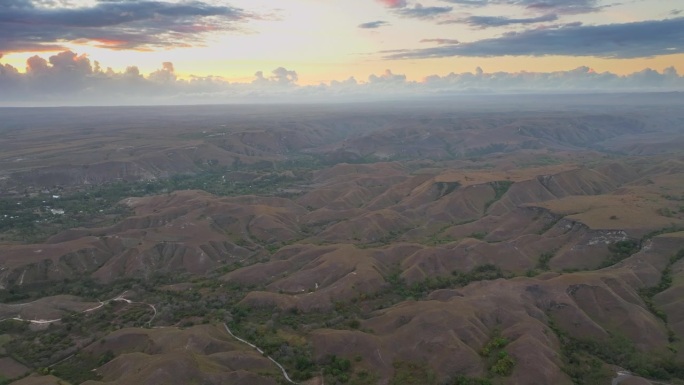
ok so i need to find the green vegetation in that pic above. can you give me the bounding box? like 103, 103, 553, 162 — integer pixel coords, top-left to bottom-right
662, 194, 684, 201
191, 264, 511, 385
658, 207, 674, 218
0, 164, 311, 243
448, 376, 493, 385
537, 251, 555, 271
5, 303, 154, 368
0, 187, 130, 243
490, 351, 515, 377
47, 351, 113, 384
431, 330, 516, 385
359, 228, 410, 248
641, 225, 684, 242
0, 270, 255, 380
480, 330, 515, 377
0, 273, 181, 304
229, 315, 372, 384
322, 355, 352, 384
384, 264, 505, 301
547, 317, 617, 385
484, 180, 514, 212
348, 369, 378, 385
548, 317, 684, 384
425, 234, 456, 246
435, 181, 461, 198
598, 239, 639, 268
423, 220, 475, 246
8, 326, 73, 367
390, 361, 436, 385
480, 333, 509, 358
466, 143, 508, 158
537, 217, 561, 235
641, 249, 684, 299
0, 320, 29, 334
223, 304, 381, 384
639, 249, 684, 325
469, 232, 488, 240
4, 100, 684, 385
515, 155, 562, 168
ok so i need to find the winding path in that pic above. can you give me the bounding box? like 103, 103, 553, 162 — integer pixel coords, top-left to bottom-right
111, 292, 157, 325
0, 291, 158, 371
0, 291, 156, 326
223, 322, 297, 384
3, 295, 295, 384
612, 370, 673, 385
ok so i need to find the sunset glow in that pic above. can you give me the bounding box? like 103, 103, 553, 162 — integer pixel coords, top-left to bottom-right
1, 0, 683, 104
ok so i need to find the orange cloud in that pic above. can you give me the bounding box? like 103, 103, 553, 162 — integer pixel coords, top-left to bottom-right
377, 0, 407, 8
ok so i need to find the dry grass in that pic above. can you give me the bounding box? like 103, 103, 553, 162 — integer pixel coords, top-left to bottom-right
0, 356, 29, 379
4, 374, 64, 385
531, 190, 683, 233
433, 164, 578, 187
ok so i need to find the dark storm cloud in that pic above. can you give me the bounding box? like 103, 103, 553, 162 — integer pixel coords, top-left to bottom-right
394, 4, 453, 19
386, 17, 684, 59
359, 20, 390, 28
441, 0, 600, 14
0, 0, 251, 53
443, 13, 558, 28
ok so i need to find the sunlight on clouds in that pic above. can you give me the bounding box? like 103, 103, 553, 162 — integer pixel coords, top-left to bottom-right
163, 1, 382, 79
2, 49, 683, 107
0, 0, 681, 92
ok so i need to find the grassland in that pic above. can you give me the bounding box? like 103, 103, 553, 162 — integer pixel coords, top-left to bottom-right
0, 102, 683, 385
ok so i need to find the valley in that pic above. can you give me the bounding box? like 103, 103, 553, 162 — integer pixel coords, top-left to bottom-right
0, 96, 683, 385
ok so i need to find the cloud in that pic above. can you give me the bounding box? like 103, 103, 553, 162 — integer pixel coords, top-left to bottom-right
418, 66, 684, 93
253, 67, 298, 86
376, 0, 452, 19
377, 0, 408, 8
149, 62, 177, 83
421, 38, 460, 44
368, 69, 407, 84
395, 4, 453, 19
0, 61, 21, 86
443, 13, 558, 28
359, 20, 390, 28
0, 0, 252, 53
672, 9, 682, 16
387, 17, 684, 59
1, 51, 683, 106
441, 0, 600, 14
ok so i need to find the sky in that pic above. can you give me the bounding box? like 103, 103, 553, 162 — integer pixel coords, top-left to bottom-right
0, 0, 683, 105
